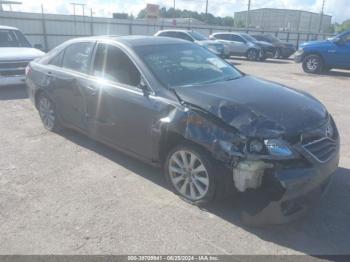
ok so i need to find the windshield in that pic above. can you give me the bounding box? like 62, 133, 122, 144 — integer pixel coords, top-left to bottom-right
188, 31, 208, 41
0, 29, 31, 47
135, 43, 242, 88
241, 33, 257, 42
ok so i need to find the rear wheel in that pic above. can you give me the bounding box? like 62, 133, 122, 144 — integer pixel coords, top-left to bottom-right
302, 54, 324, 74
246, 49, 259, 61
37, 93, 62, 132
165, 144, 216, 204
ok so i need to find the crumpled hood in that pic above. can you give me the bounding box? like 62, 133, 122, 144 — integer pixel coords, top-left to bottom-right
175, 76, 328, 137
0, 47, 45, 61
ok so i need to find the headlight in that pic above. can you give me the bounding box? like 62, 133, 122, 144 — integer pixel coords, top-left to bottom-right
264, 139, 293, 157
295, 47, 304, 55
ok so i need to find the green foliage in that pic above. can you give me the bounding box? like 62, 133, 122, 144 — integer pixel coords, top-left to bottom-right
137, 7, 234, 26
336, 20, 350, 33
113, 12, 134, 19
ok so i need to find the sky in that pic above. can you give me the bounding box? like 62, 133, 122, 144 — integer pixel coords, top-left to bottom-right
2, 0, 349, 23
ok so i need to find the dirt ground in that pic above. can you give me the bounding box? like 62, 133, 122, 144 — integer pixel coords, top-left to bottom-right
0, 58, 349, 255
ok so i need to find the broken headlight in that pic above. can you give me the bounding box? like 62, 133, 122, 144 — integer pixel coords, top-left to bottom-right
264, 139, 293, 157
248, 139, 264, 153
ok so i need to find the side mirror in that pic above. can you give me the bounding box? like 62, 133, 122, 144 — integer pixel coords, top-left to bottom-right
333, 37, 344, 45
209, 36, 216, 40
34, 44, 44, 50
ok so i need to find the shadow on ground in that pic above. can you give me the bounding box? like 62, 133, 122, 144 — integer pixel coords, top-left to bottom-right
0, 85, 28, 100
60, 128, 350, 255
229, 57, 292, 64
293, 69, 350, 79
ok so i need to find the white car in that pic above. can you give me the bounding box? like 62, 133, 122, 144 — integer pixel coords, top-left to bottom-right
0, 25, 45, 86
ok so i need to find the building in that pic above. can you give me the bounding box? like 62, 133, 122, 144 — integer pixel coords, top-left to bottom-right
234, 8, 332, 33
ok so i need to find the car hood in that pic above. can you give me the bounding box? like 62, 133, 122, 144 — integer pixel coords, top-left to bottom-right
195, 40, 222, 46
175, 76, 328, 138
300, 40, 332, 48
0, 47, 45, 61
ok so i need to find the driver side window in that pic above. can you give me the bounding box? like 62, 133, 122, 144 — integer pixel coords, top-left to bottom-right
93, 43, 141, 87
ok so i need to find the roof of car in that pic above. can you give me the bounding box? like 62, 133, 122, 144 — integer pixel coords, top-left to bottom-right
157, 29, 191, 33
0, 25, 19, 30
212, 32, 244, 35
69, 35, 189, 47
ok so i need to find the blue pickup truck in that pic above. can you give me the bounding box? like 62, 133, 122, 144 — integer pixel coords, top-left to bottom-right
295, 30, 350, 74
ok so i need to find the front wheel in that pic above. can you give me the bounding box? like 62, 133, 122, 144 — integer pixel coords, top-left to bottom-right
246, 49, 259, 61
165, 144, 216, 204
302, 54, 323, 74
37, 93, 62, 132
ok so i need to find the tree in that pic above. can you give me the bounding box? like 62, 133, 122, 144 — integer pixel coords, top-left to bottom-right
137, 7, 234, 26
113, 12, 134, 19
336, 20, 350, 33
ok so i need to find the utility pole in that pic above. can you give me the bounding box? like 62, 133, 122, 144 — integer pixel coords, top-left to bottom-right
246, 0, 251, 31
205, 0, 208, 15
173, 0, 175, 18
318, 0, 326, 33
71, 3, 87, 36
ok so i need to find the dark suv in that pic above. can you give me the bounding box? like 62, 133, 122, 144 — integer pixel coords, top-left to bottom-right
252, 34, 296, 59
26, 36, 339, 224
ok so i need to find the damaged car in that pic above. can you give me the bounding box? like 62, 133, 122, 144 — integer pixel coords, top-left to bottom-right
26, 36, 340, 224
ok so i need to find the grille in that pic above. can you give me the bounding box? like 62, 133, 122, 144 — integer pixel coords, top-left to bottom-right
0, 61, 29, 69
0, 60, 29, 76
303, 137, 336, 162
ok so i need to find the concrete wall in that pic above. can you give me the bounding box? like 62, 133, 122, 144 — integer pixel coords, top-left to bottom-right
234, 9, 332, 33
0, 11, 333, 51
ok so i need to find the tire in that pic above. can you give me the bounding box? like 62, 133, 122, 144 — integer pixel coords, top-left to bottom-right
246, 49, 259, 61
302, 54, 324, 74
165, 143, 216, 205
37, 93, 62, 132
274, 48, 281, 59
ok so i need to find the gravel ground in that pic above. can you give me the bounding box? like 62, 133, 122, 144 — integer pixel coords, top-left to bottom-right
0, 58, 349, 255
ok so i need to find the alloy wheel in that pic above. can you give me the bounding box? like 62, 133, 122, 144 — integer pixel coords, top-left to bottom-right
306, 57, 319, 72
39, 96, 55, 130
168, 150, 210, 201
247, 49, 258, 61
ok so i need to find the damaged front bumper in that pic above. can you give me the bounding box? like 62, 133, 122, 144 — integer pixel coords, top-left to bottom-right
240, 138, 340, 225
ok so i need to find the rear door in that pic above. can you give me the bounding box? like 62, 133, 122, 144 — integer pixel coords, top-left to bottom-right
48, 41, 95, 129
86, 42, 161, 159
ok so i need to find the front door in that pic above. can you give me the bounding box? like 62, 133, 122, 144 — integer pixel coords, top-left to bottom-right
86, 43, 161, 160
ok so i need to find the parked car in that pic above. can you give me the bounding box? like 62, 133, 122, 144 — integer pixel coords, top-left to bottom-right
251, 34, 296, 59
154, 30, 229, 58
0, 25, 45, 86
295, 30, 350, 74
210, 32, 276, 61
26, 36, 339, 224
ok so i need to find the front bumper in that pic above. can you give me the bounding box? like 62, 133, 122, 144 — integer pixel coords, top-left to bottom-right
240, 138, 340, 225
0, 75, 26, 86
260, 48, 275, 59
294, 50, 304, 63
281, 47, 296, 58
